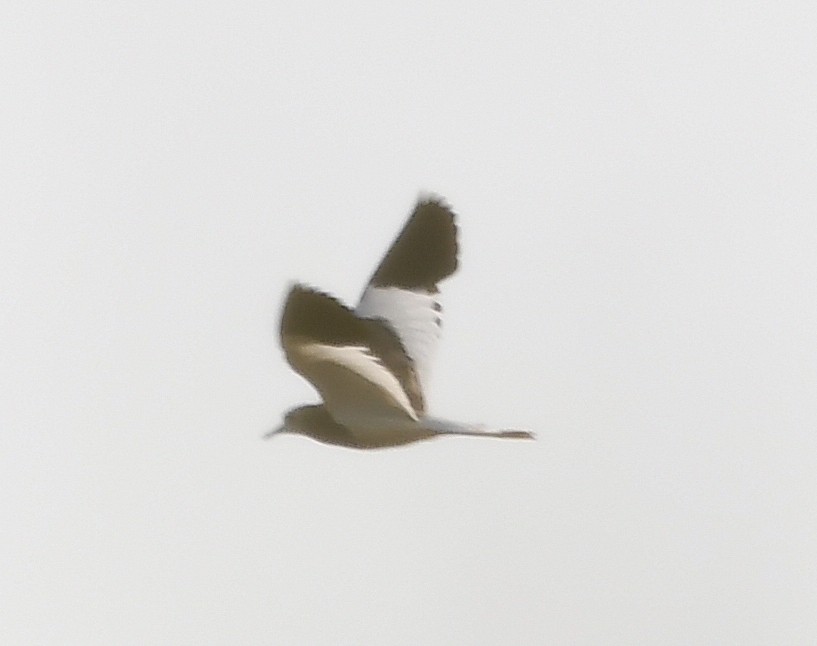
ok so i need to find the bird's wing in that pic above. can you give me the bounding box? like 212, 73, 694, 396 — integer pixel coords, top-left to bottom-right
280, 284, 422, 423
355, 198, 459, 406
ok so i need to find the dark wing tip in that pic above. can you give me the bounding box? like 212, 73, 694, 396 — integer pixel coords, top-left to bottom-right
368, 196, 459, 292
280, 284, 364, 346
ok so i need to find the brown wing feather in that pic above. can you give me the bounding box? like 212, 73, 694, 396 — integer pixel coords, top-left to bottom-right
279, 284, 425, 414
367, 198, 458, 293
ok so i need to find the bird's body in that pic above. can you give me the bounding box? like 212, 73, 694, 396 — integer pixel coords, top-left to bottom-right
268, 197, 533, 449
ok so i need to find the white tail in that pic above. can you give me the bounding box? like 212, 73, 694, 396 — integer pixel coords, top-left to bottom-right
420, 416, 534, 440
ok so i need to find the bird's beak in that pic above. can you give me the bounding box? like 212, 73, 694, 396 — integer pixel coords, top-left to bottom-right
263, 424, 287, 440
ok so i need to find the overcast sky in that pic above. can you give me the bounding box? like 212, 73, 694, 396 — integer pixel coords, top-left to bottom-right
2, 2, 816, 644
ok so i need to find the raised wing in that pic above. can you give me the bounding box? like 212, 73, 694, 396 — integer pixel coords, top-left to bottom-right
356, 198, 459, 401
279, 284, 423, 422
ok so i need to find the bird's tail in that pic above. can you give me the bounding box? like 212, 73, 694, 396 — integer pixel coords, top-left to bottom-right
420, 416, 534, 440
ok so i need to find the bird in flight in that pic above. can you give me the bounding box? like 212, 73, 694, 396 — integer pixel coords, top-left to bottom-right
267, 197, 533, 449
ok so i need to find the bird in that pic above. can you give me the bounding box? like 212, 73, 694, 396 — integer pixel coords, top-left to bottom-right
266, 196, 534, 449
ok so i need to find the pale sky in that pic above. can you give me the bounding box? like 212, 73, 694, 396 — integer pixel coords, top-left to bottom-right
2, 2, 816, 644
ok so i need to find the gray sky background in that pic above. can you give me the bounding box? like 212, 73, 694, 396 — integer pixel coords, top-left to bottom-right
2, 2, 816, 644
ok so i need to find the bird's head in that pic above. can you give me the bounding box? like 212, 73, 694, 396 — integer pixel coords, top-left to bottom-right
266, 405, 327, 437
265, 405, 316, 438
264, 405, 362, 448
